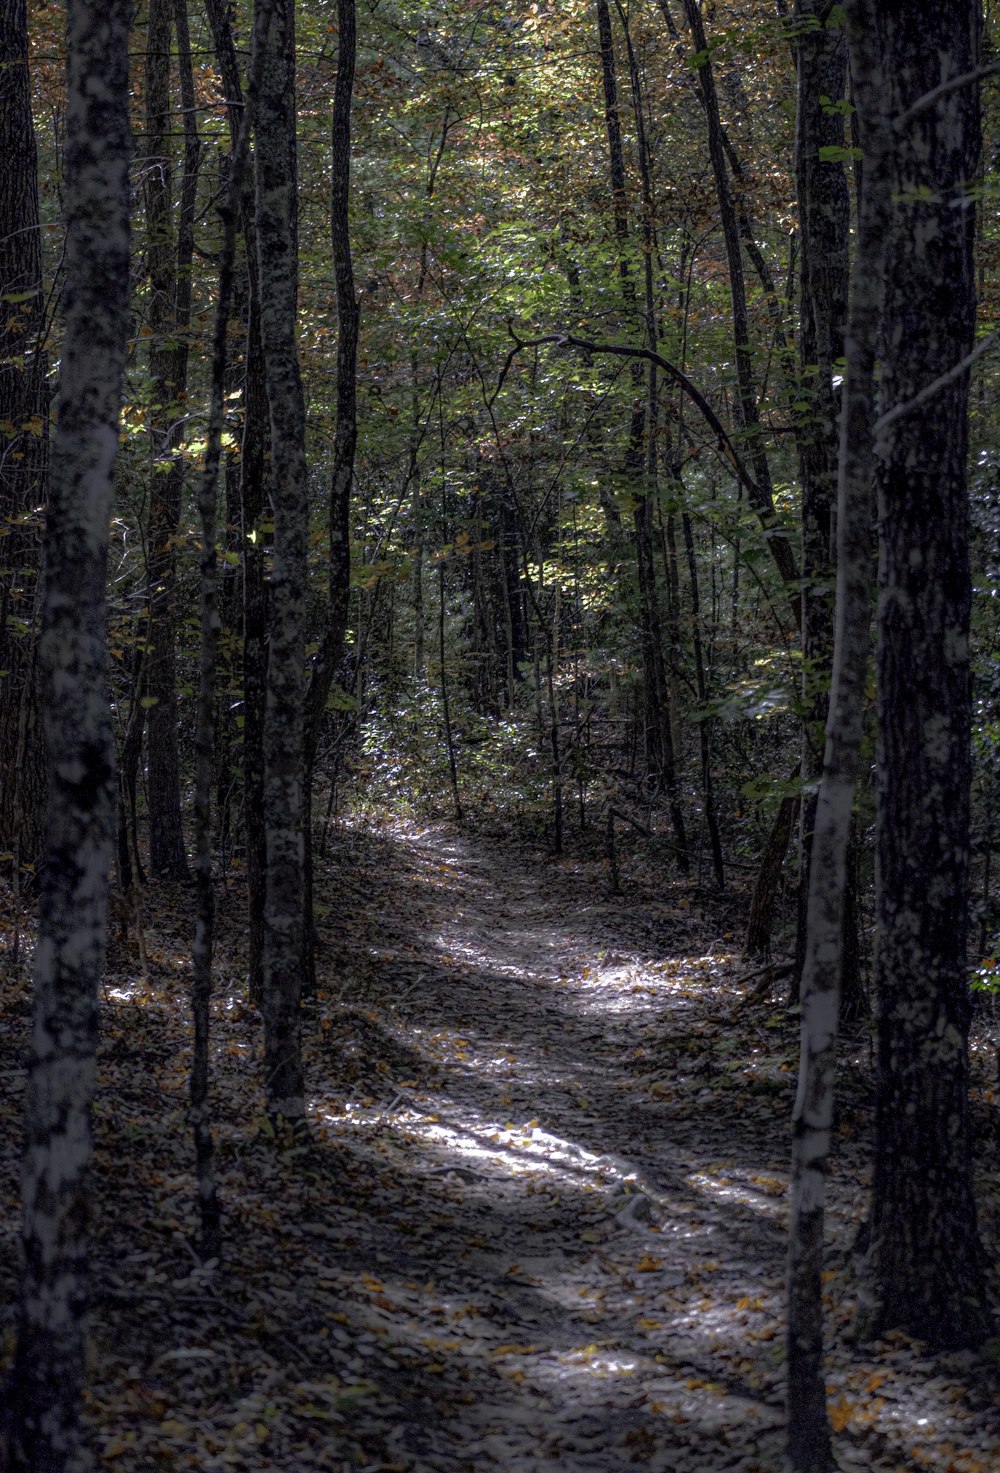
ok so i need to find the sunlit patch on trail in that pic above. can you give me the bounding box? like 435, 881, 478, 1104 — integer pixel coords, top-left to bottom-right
315, 1091, 639, 1195
560, 952, 739, 1019
685, 1168, 787, 1221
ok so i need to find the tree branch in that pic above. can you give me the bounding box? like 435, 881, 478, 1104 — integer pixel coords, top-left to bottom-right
895, 60, 1000, 129
875, 327, 999, 436
501, 324, 766, 505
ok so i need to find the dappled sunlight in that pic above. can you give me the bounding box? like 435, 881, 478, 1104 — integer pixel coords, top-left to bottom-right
3, 818, 991, 1473
685, 1167, 788, 1222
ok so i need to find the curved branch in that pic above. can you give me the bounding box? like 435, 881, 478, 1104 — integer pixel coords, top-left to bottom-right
500, 325, 802, 612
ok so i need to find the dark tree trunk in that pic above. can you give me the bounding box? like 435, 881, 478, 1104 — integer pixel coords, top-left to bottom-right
865, 0, 991, 1350
596, 0, 687, 867
305, 0, 358, 752
0, 0, 47, 879
143, 0, 189, 880
680, 0, 800, 616
203, 0, 269, 1003
680, 506, 724, 890
791, 0, 854, 1006
744, 775, 800, 961
303, 0, 359, 994
254, 0, 308, 1128
786, 1, 893, 1455
7, 2, 132, 1465
187, 0, 259, 1262
241, 304, 269, 1004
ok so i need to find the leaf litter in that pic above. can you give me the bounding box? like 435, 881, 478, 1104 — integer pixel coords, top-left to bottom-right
1, 817, 1000, 1471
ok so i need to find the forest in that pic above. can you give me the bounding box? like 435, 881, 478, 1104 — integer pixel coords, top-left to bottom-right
2, 0, 1000, 1470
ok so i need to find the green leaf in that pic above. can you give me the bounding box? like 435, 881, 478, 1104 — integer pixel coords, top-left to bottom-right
818, 144, 862, 164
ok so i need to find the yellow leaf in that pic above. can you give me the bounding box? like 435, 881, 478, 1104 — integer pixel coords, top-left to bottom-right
828, 1395, 853, 1432
637, 1254, 663, 1272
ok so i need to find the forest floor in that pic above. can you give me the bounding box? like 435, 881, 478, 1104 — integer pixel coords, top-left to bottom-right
3, 818, 1000, 1472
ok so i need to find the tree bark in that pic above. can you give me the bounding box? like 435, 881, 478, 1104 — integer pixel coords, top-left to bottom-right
186, 0, 259, 1264
680, 0, 800, 615
202, 0, 270, 1003
790, 0, 857, 1011
680, 505, 724, 889
7, 2, 132, 1466
743, 772, 800, 961
0, 0, 48, 879
786, 1, 893, 1463
595, 0, 687, 865
305, 0, 358, 757
303, 0, 359, 993
254, 0, 308, 1129
865, 0, 991, 1350
143, 0, 189, 880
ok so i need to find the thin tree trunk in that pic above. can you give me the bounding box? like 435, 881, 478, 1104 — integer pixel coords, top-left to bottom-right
681, 507, 724, 889
7, 3, 132, 1465
144, 0, 189, 880
187, 0, 259, 1264
202, 0, 269, 1003
303, 0, 359, 993
596, 0, 687, 866
241, 306, 269, 1003
0, 0, 47, 879
254, 0, 307, 1129
679, 0, 800, 616
791, 0, 851, 1002
785, 3, 893, 1463
437, 408, 462, 823
744, 773, 800, 961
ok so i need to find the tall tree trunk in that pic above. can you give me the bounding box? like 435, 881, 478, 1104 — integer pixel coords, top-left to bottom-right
254, 0, 308, 1129
791, 0, 853, 1006
595, 0, 688, 866
143, 0, 189, 879
0, 0, 48, 880
188, 21, 261, 1265
680, 506, 724, 889
203, 0, 270, 1003
743, 773, 800, 961
786, 1, 892, 1463
241, 305, 269, 1004
865, 0, 990, 1350
186, 0, 259, 1265
303, 0, 359, 993
679, 0, 800, 612
7, 2, 132, 1465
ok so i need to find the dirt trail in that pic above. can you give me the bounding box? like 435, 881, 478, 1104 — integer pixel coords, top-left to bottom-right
306, 822, 998, 1473
3, 818, 998, 1473
321, 823, 793, 1472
